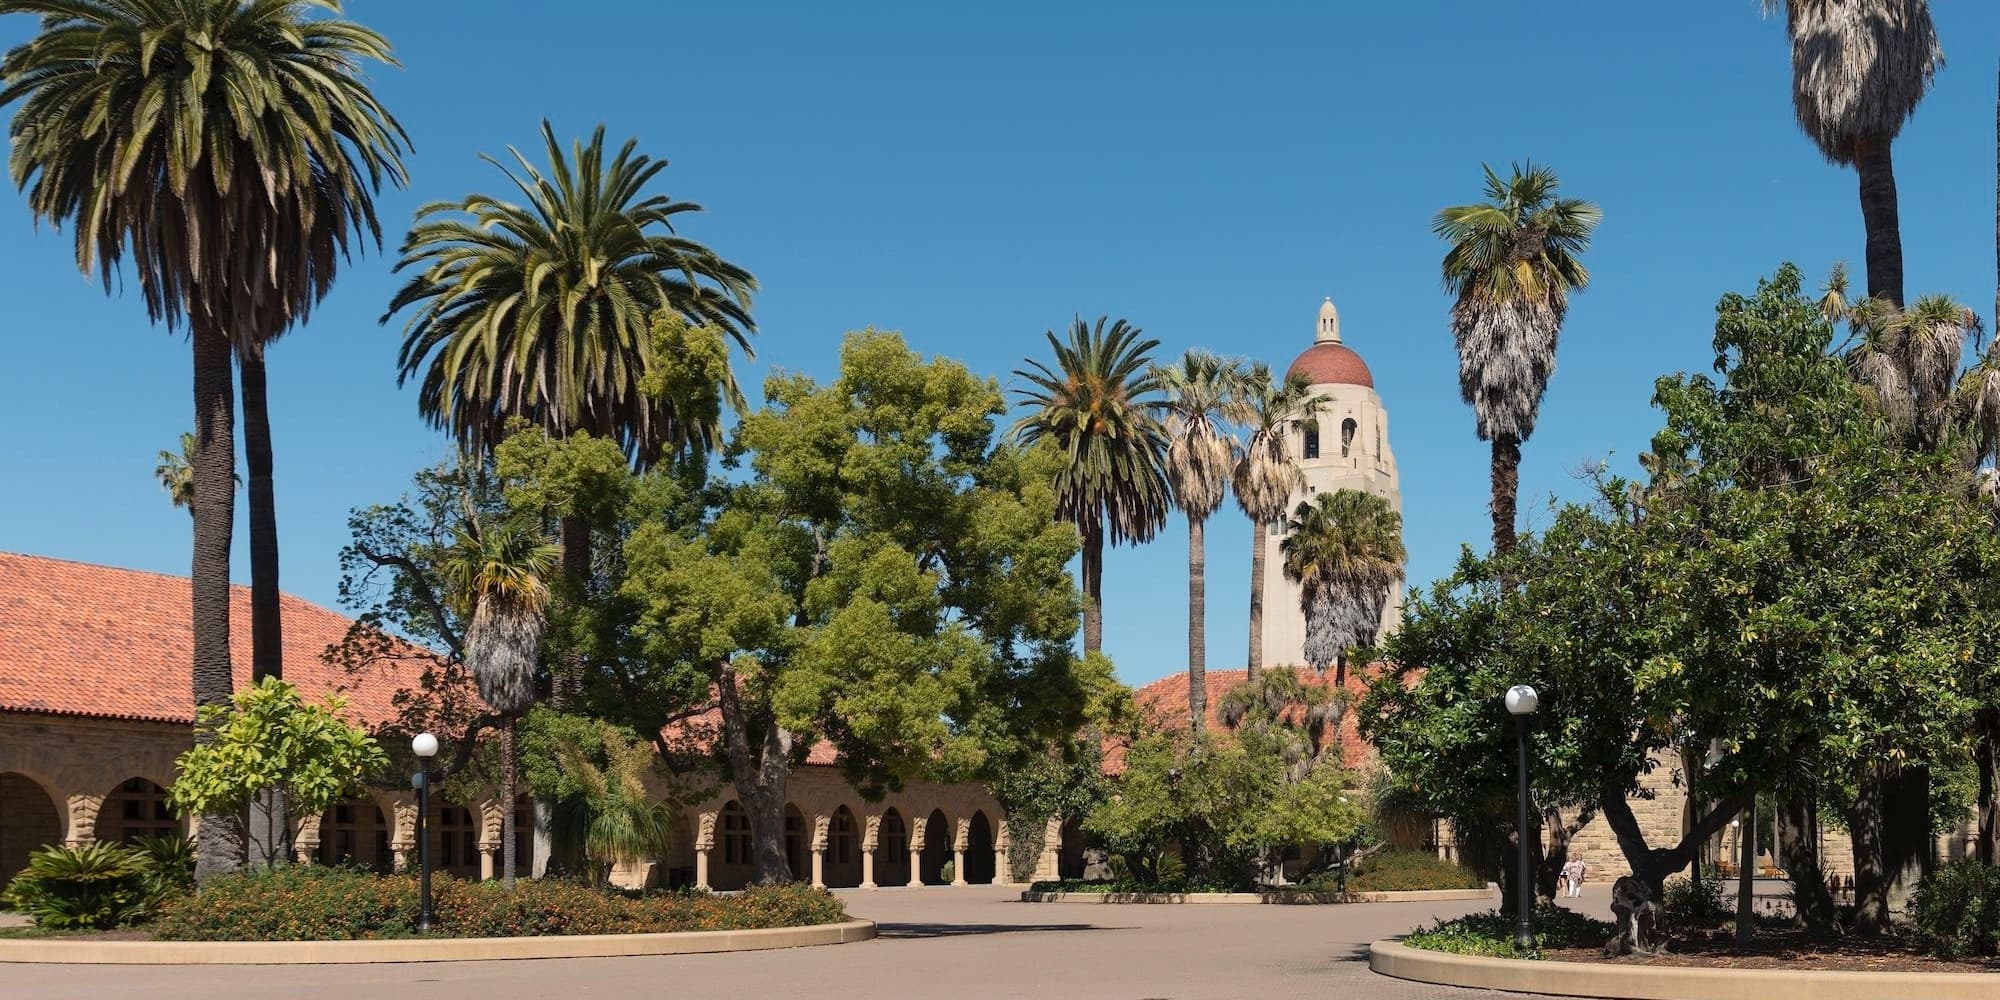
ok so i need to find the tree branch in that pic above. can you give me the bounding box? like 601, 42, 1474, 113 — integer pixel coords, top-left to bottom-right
356, 542, 463, 659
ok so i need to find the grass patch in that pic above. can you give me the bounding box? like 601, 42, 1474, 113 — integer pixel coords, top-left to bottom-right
1402, 905, 1616, 960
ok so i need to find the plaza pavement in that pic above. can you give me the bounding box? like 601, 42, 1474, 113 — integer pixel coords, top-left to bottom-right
4, 884, 1599, 999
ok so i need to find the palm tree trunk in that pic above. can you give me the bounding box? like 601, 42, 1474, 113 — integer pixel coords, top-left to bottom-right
191, 320, 244, 883
1187, 515, 1206, 737
1855, 136, 1905, 308
239, 343, 287, 866
1490, 435, 1521, 558
502, 716, 518, 890
1246, 518, 1266, 682
1081, 520, 1103, 655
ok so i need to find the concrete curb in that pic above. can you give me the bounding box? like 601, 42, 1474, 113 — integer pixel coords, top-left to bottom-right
0, 919, 876, 965
1368, 939, 2000, 1000
1020, 887, 1495, 905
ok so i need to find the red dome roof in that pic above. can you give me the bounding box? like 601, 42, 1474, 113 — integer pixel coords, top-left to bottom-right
1287, 342, 1374, 388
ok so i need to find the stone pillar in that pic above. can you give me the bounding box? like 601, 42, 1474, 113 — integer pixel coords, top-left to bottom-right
907, 820, 925, 888
861, 816, 880, 889
64, 793, 103, 848
811, 815, 829, 889
293, 812, 322, 865
694, 811, 717, 890
391, 796, 419, 873
1034, 816, 1064, 882
994, 821, 1013, 886
952, 817, 969, 886
480, 846, 497, 881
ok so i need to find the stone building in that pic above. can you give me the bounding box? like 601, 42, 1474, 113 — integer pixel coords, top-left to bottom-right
0, 552, 1032, 891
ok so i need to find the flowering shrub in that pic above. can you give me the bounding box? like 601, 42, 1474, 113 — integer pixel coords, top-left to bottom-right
151, 866, 846, 941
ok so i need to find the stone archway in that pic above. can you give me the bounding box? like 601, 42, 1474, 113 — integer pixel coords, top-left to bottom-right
96, 777, 179, 844
318, 798, 392, 873
714, 801, 753, 891
0, 772, 62, 889
432, 800, 480, 880
965, 810, 997, 884
784, 804, 807, 882
1058, 816, 1087, 880
876, 808, 909, 887
920, 808, 951, 885
824, 806, 862, 888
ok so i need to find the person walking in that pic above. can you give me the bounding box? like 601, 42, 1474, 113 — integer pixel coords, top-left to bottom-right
1565, 858, 1586, 898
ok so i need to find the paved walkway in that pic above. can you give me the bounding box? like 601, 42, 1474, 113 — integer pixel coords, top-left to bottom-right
6, 885, 1596, 999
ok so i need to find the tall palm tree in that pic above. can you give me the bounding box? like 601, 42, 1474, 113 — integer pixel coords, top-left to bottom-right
1154, 351, 1245, 735
1278, 489, 1405, 686
1434, 163, 1600, 558
156, 433, 197, 514
1231, 366, 1328, 679
440, 515, 560, 890
1847, 292, 1983, 451
386, 121, 756, 604
1762, 0, 1941, 307
1, 0, 407, 881
1012, 316, 1171, 655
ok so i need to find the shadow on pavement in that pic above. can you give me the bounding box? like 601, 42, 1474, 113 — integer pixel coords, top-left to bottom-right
875, 922, 1113, 939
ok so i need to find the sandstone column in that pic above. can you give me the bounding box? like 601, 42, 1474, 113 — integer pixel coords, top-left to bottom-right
64, 794, 102, 848
907, 820, 925, 888
861, 815, 880, 889
694, 811, 717, 890
952, 817, 969, 886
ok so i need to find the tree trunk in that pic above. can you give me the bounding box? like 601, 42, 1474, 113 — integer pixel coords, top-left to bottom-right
1081, 520, 1103, 655
1599, 784, 1752, 910
238, 344, 288, 866
190, 320, 244, 883
1187, 515, 1206, 736
1779, 790, 1837, 938
1735, 795, 1754, 946
1880, 765, 1931, 916
1855, 136, 1904, 308
1977, 708, 1998, 866
1246, 517, 1266, 681
502, 717, 518, 891
1490, 434, 1520, 559
716, 661, 794, 884
1851, 766, 1889, 936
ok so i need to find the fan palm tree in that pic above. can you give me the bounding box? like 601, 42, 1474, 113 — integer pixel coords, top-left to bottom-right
1012, 317, 1171, 655
1434, 163, 1600, 558
1231, 366, 1329, 679
1, 0, 407, 881
440, 516, 560, 890
1762, 0, 1940, 307
1154, 352, 1246, 735
156, 434, 197, 514
1848, 293, 1983, 451
1278, 489, 1405, 686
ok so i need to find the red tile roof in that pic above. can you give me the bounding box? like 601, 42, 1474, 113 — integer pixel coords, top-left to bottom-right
1103, 666, 1380, 775
1287, 341, 1375, 388
0, 552, 441, 727
661, 705, 839, 767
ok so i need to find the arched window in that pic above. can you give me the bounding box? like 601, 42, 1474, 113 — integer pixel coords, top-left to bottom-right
1341, 418, 1358, 458
99, 778, 177, 843
1302, 426, 1320, 460
721, 802, 752, 866
831, 807, 857, 865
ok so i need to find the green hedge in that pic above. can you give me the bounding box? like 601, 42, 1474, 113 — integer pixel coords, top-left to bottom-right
151, 866, 847, 941
1026, 876, 1242, 894
1402, 905, 1616, 960
1909, 859, 2000, 960
1329, 850, 1484, 893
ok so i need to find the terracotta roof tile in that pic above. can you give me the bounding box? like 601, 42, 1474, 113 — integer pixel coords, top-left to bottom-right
1103, 666, 1380, 775
1287, 342, 1374, 388
0, 552, 440, 727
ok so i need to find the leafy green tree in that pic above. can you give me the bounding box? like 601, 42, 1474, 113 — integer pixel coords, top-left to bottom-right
1232, 367, 1328, 678
167, 679, 389, 869
1279, 490, 1405, 683
1761, 0, 1939, 306
1433, 163, 1600, 558
1155, 351, 1245, 733
1011, 316, 1171, 655
0, 0, 408, 880
623, 331, 1094, 883
521, 710, 680, 887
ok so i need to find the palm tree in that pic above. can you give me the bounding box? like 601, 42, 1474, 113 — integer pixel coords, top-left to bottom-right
1154, 352, 1245, 735
1848, 293, 1983, 451
1011, 317, 1171, 655
551, 724, 675, 888
1231, 366, 1329, 679
440, 515, 560, 890
1762, 0, 1940, 307
1, 0, 407, 881
1434, 163, 1600, 558
156, 434, 197, 514
1278, 489, 1405, 686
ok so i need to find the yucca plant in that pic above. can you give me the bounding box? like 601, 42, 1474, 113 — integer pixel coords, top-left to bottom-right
2, 842, 153, 930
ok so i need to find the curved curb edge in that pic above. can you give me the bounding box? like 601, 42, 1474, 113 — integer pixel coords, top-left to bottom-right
0, 919, 876, 965
1368, 938, 2000, 1000
1019, 887, 1494, 905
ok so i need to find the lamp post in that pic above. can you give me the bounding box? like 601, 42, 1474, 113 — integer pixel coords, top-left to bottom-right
412, 732, 439, 932
1505, 684, 1540, 950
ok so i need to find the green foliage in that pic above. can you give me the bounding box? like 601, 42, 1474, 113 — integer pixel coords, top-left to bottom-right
1661, 874, 1728, 928
1909, 859, 2000, 959
1026, 875, 1241, 894
1, 843, 156, 930
1340, 850, 1483, 893
1402, 906, 1616, 960
151, 867, 845, 941
991, 735, 1114, 882
168, 678, 389, 836
938, 860, 955, 885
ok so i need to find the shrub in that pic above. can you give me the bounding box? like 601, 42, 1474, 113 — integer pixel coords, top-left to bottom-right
152, 866, 847, 941
1027, 875, 1241, 894
1403, 905, 1616, 960
1660, 873, 1726, 928
1, 843, 155, 930
938, 860, 955, 884
1909, 859, 2000, 960
1339, 850, 1483, 892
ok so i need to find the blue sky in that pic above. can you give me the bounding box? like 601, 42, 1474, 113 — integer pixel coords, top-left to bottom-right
4, 2, 1998, 689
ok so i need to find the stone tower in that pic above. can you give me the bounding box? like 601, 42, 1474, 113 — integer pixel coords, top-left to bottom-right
1259, 298, 1403, 667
